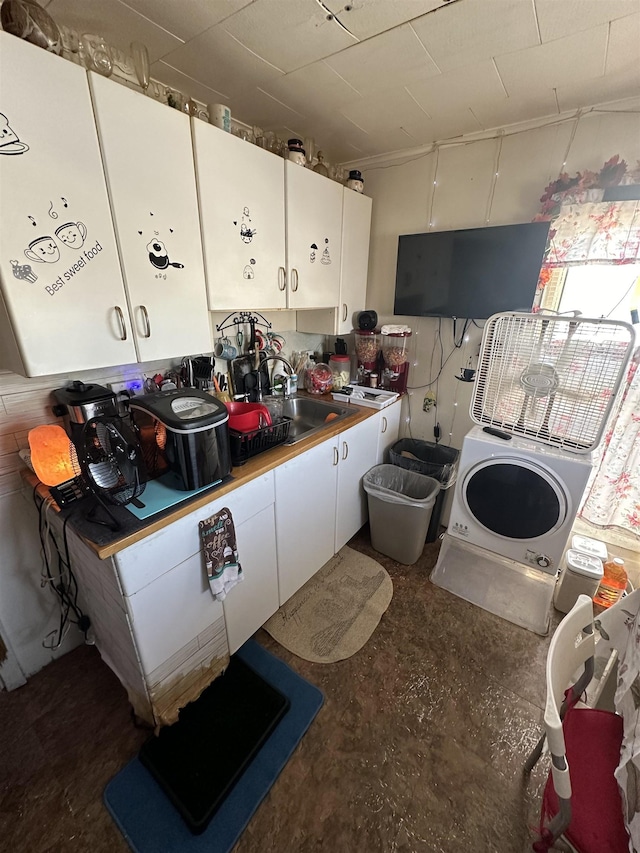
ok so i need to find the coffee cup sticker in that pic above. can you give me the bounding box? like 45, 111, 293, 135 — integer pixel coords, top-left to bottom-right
55, 221, 87, 250
25, 236, 60, 264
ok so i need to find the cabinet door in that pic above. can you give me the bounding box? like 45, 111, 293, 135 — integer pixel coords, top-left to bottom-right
223, 505, 279, 654
337, 189, 372, 334
0, 34, 135, 376
285, 162, 343, 309
89, 73, 211, 361
192, 122, 286, 311
335, 415, 380, 552
275, 439, 338, 604
376, 400, 403, 464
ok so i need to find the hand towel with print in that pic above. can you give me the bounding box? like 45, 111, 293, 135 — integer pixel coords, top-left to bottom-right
199, 507, 243, 601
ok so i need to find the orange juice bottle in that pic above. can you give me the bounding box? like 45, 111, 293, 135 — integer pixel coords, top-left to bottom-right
593, 556, 627, 608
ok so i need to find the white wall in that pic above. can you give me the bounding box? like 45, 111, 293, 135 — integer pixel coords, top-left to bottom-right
363, 101, 640, 452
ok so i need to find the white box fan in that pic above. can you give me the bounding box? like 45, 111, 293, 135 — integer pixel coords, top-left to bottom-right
470, 312, 635, 452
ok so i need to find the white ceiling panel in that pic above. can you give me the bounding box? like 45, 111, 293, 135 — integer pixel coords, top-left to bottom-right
160, 26, 284, 101
406, 61, 506, 117
556, 68, 640, 113
221, 0, 357, 74
471, 90, 559, 131
46, 0, 182, 63
264, 60, 361, 115
228, 87, 305, 131
606, 13, 640, 76
121, 0, 253, 43
323, 0, 445, 40
534, 0, 640, 43
151, 60, 229, 104
37, 0, 640, 163
494, 25, 609, 95
411, 0, 540, 74
325, 24, 440, 97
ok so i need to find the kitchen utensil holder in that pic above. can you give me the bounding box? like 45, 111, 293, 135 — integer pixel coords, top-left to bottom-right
229, 417, 291, 466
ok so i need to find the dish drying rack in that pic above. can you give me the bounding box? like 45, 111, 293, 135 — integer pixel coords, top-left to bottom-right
228, 417, 292, 466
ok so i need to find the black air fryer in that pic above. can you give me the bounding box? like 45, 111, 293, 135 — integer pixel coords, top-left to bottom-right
130, 389, 231, 490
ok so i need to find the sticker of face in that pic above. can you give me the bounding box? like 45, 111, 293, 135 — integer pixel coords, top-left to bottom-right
24, 236, 60, 264
146, 238, 184, 270
55, 221, 87, 249
0, 114, 29, 155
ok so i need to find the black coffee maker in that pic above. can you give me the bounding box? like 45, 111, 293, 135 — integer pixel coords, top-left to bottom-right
52, 381, 120, 448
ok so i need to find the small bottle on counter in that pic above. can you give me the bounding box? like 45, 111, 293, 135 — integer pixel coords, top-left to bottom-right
593, 556, 627, 608
369, 373, 378, 388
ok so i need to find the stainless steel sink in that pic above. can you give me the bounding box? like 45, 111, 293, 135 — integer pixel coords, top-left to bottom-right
282, 395, 355, 444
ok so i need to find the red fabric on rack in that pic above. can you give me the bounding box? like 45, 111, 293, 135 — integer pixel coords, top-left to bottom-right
535, 697, 628, 852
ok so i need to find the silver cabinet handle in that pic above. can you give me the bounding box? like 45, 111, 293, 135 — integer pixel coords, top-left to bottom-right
342, 303, 348, 322
114, 305, 127, 341
291, 268, 299, 292
278, 266, 286, 291
382, 416, 388, 434
333, 446, 339, 466
342, 441, 349, 461
140, 305, 151, 338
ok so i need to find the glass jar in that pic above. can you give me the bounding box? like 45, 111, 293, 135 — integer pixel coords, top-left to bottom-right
354, 329, 380, 372
382, 330, 411, 393
328, 354, 351, 390
304, 363, 333, 395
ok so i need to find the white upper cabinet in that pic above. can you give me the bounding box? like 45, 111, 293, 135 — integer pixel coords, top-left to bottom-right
192, 122, 286, 312
89, 73, 211, 362
0, 34, 136, 377
285, 162, 343, 310
296, 187, 372, 335
338, 189, 372, 334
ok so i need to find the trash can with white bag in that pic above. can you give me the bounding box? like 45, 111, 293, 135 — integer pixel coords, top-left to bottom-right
363, 464, 440, 565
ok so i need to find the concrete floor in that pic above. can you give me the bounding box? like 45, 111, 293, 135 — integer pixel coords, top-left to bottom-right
0, 527, 563, 853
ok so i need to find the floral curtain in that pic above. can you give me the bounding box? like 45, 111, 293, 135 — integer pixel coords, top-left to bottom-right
579, 347, 640, 539
544, 200, 640, 266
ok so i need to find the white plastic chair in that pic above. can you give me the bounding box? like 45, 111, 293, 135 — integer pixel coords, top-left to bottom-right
525, 594, 628, 852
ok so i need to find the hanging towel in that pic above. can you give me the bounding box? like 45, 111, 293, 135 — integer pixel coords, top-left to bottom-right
199, 507, 243, 601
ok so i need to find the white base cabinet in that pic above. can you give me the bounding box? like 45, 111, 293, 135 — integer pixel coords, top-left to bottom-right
275, 410, 397, 605
376, 400, 403, 463
222, 505, 279, 654
58, 407, 400, 726
274, 439, 338, 605
335, 415, 381, 552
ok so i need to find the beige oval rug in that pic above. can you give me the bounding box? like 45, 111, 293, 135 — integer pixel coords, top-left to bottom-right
263, 546, 393, 663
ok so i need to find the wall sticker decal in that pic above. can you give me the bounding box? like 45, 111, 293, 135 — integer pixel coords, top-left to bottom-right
10, 260, 37, 282
0, 114, 29, 154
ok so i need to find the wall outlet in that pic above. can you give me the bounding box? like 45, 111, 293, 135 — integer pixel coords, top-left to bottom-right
109, 378, 143, 396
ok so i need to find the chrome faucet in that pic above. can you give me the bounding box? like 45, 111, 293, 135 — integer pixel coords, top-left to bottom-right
260, 355, 296, 397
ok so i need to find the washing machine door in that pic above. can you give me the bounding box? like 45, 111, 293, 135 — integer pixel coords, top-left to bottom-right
462, 457, 567, 539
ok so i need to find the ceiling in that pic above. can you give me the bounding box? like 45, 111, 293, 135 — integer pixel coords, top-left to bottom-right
43, 0, 640, 165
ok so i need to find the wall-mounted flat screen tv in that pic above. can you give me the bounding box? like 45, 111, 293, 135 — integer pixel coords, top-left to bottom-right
393, 221, 551, 319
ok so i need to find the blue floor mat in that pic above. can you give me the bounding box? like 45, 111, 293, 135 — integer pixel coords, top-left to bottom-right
104, 639, 324, 853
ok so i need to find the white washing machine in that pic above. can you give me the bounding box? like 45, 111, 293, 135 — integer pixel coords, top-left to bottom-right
447, 426, 593, 574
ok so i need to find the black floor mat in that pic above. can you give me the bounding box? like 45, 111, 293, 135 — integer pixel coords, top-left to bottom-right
139, 655, 290, 834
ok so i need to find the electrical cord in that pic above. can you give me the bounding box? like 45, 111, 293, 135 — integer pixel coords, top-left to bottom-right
32, 485, 90, 649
